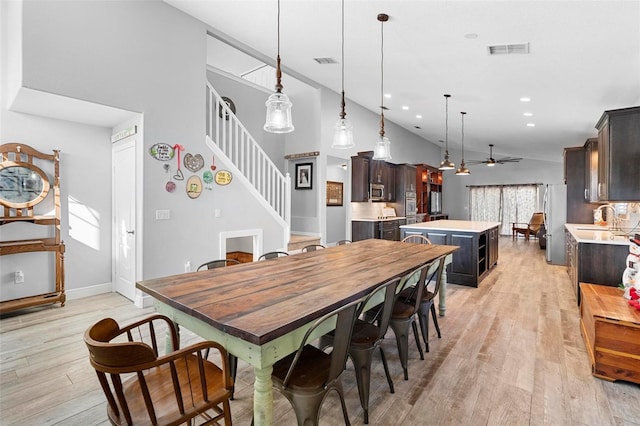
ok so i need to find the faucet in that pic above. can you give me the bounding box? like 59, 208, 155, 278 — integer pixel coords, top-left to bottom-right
596, 204, 620, 231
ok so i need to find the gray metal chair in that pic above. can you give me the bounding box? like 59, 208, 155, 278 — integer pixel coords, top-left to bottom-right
270, 298, 362, 426
258, 251, 289, 261
196, 258, 241, 271
320, 277, 403, 424
401, 234, 432, 244
301, 244, 325, 252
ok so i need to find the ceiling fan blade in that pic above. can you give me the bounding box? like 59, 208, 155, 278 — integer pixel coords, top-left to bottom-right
496, 157, 523, 163
466, 159, 489, 165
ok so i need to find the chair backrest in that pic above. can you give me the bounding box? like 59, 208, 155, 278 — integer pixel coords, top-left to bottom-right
335, 239, 352, 246
529, 212, 545, 229
301, 244, 325, 252
282, 298, 361, 388
424, 255, 447, 301
197, 258, 241, 271
398, 259, 438, 315
258, 251, 290, 261
401, 234, 432, 245
360, 277, 402, 341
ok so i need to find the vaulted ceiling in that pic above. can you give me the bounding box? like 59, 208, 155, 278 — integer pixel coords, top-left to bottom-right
166, 0, 640, 163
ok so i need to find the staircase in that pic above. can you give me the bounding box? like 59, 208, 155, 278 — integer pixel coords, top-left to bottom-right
206, 83, 291, 244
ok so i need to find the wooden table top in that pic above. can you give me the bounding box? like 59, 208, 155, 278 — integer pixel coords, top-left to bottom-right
580, 283, 640, 324
137, 239, 458, 345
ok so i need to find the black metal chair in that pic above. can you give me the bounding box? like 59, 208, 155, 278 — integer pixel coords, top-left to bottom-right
196, 258, 241, 271
320, 277, 403, 424
257, 251, 290, 261
301, 244, 325, 252
270, 298, 363, 425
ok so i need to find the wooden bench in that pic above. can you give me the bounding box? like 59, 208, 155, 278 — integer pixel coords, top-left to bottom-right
579, 283, 640, 384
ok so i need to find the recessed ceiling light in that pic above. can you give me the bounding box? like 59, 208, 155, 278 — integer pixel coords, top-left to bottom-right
384, 93, 392, 99
523, 112, 533, 117
520, 97, 531, 102
526, 123, 536, 127
416, 114, 422, 119
464, 33, 478, 39
402, 106, 409, 111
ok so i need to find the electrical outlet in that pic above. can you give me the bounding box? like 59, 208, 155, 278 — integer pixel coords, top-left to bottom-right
184, 261, 191, 273
15, 270, 24, 284
214, 209, 221, 218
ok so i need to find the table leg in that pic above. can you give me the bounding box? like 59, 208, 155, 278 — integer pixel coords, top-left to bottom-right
439, 268, 447, 317
253, 365, 274, 426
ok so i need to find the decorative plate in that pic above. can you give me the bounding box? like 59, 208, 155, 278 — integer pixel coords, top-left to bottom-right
183, 153, 204, 172
186, 175, 203, 199
214, 170, 233, 185
149, 143, 175, 161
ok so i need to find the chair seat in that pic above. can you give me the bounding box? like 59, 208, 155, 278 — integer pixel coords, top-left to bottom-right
349, 319, 381, 347
392, 300, 416, 318
272, 345, 331, 391
399, 286, 435, 302
110, 354, 229, 426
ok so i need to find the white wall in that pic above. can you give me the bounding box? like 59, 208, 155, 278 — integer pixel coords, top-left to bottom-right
443, 146, 564, 220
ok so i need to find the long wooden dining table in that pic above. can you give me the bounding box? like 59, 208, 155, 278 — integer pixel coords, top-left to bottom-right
136, 239, 458, 426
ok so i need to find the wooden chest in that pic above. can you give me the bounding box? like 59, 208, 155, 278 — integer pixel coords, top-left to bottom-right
579, 283, 640, 384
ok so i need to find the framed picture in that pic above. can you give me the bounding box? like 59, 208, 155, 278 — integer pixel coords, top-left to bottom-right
295, 163, 313, 190
326, 181, 343, 206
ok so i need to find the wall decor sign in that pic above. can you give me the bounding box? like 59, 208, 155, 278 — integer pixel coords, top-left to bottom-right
285, 151, 320, 160
326, 181, 343, 206
295, 163, 313, 190
186, 175, 203, 198
149, 143, 175, 161
214, 170, 232, 185
183, 153, 204, 172
111, 125, 137, 143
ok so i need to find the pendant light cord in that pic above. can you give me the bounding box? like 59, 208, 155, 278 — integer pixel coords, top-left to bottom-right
461, 112, 466, 162
379, 15, 385, 137
445, 95, 449, 154
339, 0, 346, 119
275, 0, 283, 93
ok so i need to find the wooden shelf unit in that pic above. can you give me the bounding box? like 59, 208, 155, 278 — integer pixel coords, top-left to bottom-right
1, 143, 66, 314
415, 164, 444, 219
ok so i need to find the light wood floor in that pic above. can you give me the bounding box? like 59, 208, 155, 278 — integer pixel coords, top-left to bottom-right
1, 237, 639, 425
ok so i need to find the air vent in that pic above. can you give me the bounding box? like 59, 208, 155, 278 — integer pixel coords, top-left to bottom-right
313, 57, 338, 64
414, 126, 422, 130
487, 43, 530, 55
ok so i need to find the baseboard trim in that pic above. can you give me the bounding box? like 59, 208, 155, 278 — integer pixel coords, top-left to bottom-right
66, 282, 112, 300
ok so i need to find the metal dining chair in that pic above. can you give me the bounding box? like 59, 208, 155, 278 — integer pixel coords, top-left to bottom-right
335, 239, 352, 246
301, 244, 325, 252
270, 298, 363, 425
196, 258, 241, 271
401, 234, 432, 244
257, 251, 289, 261
319, 277, 403, 424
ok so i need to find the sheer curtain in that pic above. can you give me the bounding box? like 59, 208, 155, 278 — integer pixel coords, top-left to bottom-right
470, 185, 539, 235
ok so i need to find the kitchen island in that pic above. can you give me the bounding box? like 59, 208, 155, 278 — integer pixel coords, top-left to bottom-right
400, 220, 501, 287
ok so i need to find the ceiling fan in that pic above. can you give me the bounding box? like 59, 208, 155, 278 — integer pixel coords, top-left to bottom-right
467, 144, 523, 166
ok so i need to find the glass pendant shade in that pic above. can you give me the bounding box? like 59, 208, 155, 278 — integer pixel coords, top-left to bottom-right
332, 117, 354, 148
264, 92, 294, 133
372, 135, 391, 160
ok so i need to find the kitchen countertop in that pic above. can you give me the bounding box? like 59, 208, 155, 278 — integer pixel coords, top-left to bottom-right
565, 223, 632, 246
352, 216, 407, 222
400, 219, 501, 233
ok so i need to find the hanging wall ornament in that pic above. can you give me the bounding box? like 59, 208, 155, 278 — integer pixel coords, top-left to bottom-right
210, 156, 217, 171
149, 143, 175, 161
203, 170, 214, 190
183, 153, 204, 172
164, 164, 176, 193
173, 144, 185, 180
186, 175, 203, 199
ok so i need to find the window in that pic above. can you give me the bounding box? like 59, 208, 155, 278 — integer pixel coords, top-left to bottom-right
470, 184, 539, 235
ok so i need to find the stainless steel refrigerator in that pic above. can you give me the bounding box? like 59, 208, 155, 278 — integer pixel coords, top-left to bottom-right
543, 184, 567, 264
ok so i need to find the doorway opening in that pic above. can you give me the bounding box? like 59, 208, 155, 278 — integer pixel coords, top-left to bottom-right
219, 229, 263, 263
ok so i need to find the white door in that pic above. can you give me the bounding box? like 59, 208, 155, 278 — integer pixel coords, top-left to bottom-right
113, 140, 136, 301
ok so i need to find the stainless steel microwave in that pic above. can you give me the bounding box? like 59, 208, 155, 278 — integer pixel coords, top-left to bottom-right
369, 183, 385, 201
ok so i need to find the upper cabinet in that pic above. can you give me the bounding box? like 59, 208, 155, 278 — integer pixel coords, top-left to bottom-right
596, 106, 640, 202
351, 155, 370, 202
351, 152, 396, 202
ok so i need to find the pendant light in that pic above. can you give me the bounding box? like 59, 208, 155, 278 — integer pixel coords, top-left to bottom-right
264, 0, 294, 133
372, 13, 391, 160
438, 94, 455, 170
332, 0, 354, 149
455, 111, 470, 176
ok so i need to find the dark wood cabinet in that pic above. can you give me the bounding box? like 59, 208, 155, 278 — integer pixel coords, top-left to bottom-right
352, 219, 405, 242
351, 155, 369, 202
596, 106, 640, 202
415, 164, 443, 218
565, 229, 628, 305
564, 147, 597, 224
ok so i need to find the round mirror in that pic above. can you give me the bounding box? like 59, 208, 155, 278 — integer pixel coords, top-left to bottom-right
0, 161, 50, 208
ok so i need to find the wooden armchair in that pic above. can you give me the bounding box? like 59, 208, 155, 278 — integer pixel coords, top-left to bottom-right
84, 314, 233, 426
512, 212, 545, 240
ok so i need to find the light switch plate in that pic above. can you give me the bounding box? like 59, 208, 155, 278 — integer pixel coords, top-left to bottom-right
156, 209, 170, 220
